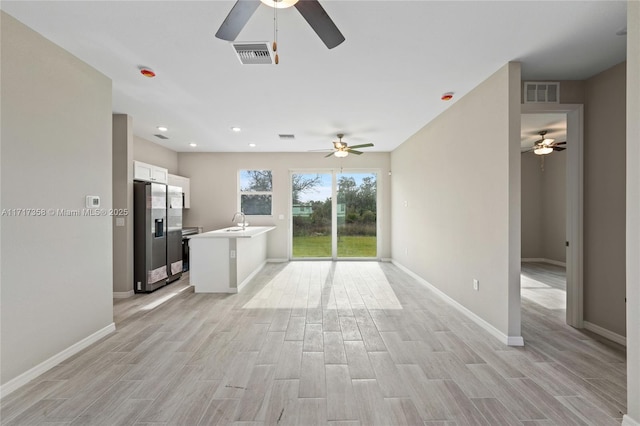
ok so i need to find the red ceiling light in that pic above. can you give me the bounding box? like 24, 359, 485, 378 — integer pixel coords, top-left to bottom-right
139, 67, 156, 78
441, 92, 454, 101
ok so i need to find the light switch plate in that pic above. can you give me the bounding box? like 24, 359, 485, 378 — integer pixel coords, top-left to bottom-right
85, 195, 100, 208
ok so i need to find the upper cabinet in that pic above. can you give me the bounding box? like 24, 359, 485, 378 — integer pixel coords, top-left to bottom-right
134, 160, 168, 184
168, 174, 191, 209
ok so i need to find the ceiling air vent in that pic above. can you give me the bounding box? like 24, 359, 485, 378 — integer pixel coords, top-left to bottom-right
279, 134, 295, 140
154, 134, 169, 140
232, 42, 273, 65
524, 82, 560, 103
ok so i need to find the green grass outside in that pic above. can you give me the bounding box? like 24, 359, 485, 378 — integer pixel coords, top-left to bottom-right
292, 235, 377, 258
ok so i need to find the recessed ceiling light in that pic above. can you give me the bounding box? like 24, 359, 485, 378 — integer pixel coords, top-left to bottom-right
249, 143, 256, 147
231, 127, 242, 132
157, 126, 168, 132
189, 143, 197, 147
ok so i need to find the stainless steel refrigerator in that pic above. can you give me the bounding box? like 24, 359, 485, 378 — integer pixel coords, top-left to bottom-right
166, 185, 183, 283
134, 181, 169, 293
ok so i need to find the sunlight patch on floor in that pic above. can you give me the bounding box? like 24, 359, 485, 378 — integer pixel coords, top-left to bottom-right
141, 285, 191, 311
242, 261, 403, 310
521, 275, 553, 289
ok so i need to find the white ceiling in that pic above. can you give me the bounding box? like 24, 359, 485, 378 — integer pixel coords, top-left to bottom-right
1, 1, 627, 153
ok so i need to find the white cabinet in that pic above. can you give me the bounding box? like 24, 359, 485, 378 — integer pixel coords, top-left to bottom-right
168, 174, 191, 208
134, 161, 168, 184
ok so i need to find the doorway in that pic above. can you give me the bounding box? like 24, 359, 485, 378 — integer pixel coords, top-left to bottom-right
521, 103, 584, 328
290, 170, 379, 260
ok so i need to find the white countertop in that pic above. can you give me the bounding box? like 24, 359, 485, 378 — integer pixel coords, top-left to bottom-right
189, 226, 276, 239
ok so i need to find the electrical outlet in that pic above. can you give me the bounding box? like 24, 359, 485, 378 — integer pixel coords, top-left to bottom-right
473, 279, 479, 291
403, 200, 408, 207
404, 247, 409, 255
230, 250, 236, 259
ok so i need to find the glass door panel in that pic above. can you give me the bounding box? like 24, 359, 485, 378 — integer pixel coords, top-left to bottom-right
337, 172, 377, 258
291, 173, 332, 258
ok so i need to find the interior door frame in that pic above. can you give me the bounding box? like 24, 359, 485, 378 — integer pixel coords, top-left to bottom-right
521, 103, 584, 328
289, 168, 382, 261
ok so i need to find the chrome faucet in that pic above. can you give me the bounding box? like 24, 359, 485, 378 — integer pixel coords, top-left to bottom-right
232, 211, 246, 230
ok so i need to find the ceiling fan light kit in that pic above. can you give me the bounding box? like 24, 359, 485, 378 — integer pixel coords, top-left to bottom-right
528, 130, 567, 155
216, 0, 345, 50
260, 0, 298, 9
534, 146, 553, 155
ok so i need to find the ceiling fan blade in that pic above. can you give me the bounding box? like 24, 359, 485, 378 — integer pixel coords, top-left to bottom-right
324, 152, 336, 158
347, 149, 363, 155
347, 143, 374, 149
215, 0, 261, 41
553, 146, 566, 151
294, 0, 345, 49
554, 141, 567, 145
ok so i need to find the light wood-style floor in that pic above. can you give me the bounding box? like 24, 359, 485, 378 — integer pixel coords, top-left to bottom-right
1, 261, 627, 425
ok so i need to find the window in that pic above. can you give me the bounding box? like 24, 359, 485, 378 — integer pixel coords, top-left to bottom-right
239, 170, 272, 215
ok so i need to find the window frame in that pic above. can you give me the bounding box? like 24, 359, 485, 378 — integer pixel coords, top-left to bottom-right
238, 169, 273, 216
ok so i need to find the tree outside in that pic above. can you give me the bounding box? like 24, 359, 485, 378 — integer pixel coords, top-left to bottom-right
292, 172, 377, 258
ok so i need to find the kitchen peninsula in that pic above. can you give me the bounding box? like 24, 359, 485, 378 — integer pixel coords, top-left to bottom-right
188, 226, 275, 293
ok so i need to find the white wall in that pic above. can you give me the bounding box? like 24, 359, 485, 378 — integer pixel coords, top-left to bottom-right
521, 152, 543, 258
0, 12, 114, 389
584, 61, 627, 337
133, 135, 178, 174
625, 1, 639, 423
391, 62, 522, 342
521, 150, 566, 263
542, 150, 567, 262
178, 152, 391, 260
112, 115, 134, 295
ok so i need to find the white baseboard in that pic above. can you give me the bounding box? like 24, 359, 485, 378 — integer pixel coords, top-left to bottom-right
113, 290, 134, 299
380, 258, 393, 263
583, 321, 627, 346
521, 258, 567, 267
267, 258, 289, 263
623, 414, 640, 426
237, 261, 267, 292
392, 260, 523, 347
0, 323, 116, 399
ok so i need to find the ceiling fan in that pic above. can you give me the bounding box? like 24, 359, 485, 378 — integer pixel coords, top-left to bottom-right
316, 134, 374, 158
525, 131, 566, 155
215, 0, 345, 49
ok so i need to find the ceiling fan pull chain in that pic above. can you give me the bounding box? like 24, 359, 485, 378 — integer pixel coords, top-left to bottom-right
273, 4, 279, 64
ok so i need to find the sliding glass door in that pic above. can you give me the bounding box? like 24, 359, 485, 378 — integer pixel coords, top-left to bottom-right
337, 172, 377, 258
291, 171, 378, 259
291, 172, 332, 258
